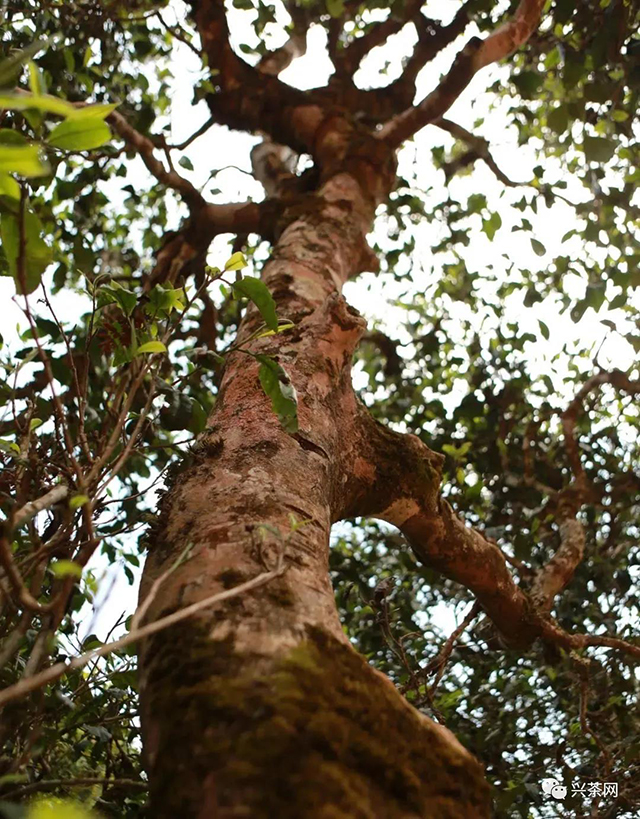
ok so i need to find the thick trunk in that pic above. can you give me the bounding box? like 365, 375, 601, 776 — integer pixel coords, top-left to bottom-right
139, 168, 490, 816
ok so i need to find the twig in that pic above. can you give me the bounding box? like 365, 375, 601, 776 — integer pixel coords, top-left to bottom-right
107, 111, 205, 210
3, 777, 147, 800
131, 541, 194, 630
10, 484, 69, 531
425, 602, 481, 696
0, 559, 288, 709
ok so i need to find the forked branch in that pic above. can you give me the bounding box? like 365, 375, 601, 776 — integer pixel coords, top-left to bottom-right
380, 0, 546, 147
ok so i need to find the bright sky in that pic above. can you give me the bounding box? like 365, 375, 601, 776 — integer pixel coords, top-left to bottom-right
1, 0, 637, 638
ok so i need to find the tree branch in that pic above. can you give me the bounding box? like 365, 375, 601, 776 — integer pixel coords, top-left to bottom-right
529, 516, 585, 612
0, 559, 288, 709
350, 412, 640, 661
257, 3, 309, 76
561, 369, 640, 481
435, 117, 519, 186
10, 484, 69, 531
379, 0, 546, 147
2, 777, 147, 800
107, 112, 205, 210
336, 0, 423, 77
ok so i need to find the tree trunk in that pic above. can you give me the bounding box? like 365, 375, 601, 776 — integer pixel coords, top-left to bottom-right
138, 157, 490, 816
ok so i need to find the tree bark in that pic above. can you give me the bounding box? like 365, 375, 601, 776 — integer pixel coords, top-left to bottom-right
138, 146, 491, 815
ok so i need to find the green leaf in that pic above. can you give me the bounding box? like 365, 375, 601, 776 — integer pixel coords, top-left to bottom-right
27, 62, 46, 96
0, 39, 50, 88
136, 341, 167, 355
530, 238, 546, 256
178, 156, 194, 171
0, 144, 49, 177
69, 494, 90, 510
232, 277, 278, 331
48, 117, 111, 151
481, 212, 502, 241
0, 173, 20, 199
101, 282, 138, 317
583, 136, 616, 163
538, 320, 550, 340
224, 251, 247, 272
442, 441, 472, 461
50, 559, 83, 579
0, 210, 52, 294
27, 796, 96, 819
256, 355, 298, 433
66, 102, 118, 121
547, 105, 569, 133
146, 284, 185, 316
326, 0, 345, 17
0, 92, 75, 117
29, 418, 43, 432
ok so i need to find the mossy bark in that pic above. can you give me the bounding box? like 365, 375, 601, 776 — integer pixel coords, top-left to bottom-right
142, 624, 488, 818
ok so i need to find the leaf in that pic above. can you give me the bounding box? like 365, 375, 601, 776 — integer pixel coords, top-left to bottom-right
0, 173, 20, 199
69, 494, 89, 509
0, 210, 52, 294
232, 277, 278, 331
224, 251, 247, 271
530, 238, 546, 256
66, 102, 117, 121
136, 340, 167, 355
50, 560, 83, 579
326, 0, 345, 17
100, 282, 138, 317
48, 117, 111, 151
256, 355, 298, 433
583, 136, 615, 163
547, 104, 569, 133
85, 725, 112, 742
538, 320, 550, 340
0, 92, 75, 117
146, 284, 185, 316
481, 212, 502, 241
178, 156, 194, 171
27, 62, 46, 96
0, 144, 49, 177
27, 797, 96, 819
0, 39, 50, 88
442, 441, 472, 461
29, 418, 43, 431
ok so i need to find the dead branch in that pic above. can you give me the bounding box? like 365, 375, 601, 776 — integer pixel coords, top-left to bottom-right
425, 602, 481, 696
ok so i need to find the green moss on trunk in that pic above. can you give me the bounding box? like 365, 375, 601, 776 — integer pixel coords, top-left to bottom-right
142, 624, 490, 817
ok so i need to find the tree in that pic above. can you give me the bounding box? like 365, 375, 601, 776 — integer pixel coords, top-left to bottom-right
0, 0, 639, 816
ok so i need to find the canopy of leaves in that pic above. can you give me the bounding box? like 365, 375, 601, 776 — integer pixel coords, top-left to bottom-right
0, 1, 638, 818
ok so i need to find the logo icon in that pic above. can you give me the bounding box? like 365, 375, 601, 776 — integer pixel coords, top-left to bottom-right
541, 778, 568, 800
